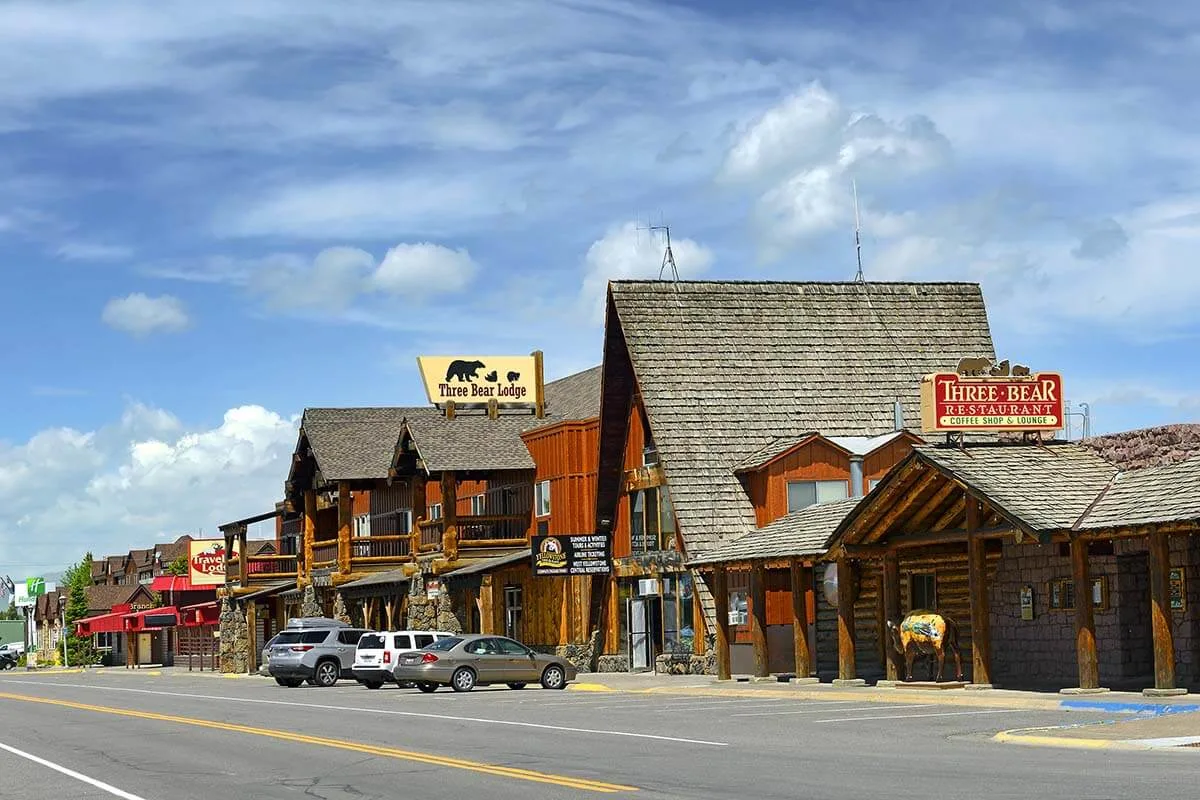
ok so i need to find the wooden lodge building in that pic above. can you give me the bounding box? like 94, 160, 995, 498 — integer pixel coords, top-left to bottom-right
591, 280, 995, 673
216, 362, 606, 673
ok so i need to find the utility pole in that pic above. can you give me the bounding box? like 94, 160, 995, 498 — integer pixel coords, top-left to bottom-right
60, 596, 69, 668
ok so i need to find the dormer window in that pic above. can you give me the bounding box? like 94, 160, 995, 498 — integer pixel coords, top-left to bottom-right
787, 480, 849, 513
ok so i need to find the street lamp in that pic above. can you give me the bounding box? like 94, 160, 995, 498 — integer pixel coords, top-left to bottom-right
58, 595, 68, 669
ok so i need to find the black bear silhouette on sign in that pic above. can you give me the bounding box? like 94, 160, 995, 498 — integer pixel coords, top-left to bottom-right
484, 371, 498, 382
445, 359, 486, 382
507, 370, 521, 382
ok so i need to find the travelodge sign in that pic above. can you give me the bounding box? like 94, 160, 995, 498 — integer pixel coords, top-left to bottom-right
188, 538, 240, 586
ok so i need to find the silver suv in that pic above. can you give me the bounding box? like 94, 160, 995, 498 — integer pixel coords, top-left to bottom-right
267, 617, 370, 688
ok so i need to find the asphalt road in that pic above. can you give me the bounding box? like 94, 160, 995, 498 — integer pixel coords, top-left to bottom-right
0, 671, 1195, 799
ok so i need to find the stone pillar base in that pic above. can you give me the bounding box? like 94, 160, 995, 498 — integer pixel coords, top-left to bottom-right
832, 678, 867, 687
789, 677, 821, 686
1143, 687, 1188, 697
1060, 686, 1111, 695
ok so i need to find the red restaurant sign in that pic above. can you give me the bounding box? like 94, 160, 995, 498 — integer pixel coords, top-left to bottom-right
920, 372, 1065, 433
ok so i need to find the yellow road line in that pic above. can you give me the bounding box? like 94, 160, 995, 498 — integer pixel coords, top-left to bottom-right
0, 691, 637, 794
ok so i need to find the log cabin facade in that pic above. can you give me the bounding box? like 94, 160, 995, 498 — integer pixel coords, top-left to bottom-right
592, 279, 996, 673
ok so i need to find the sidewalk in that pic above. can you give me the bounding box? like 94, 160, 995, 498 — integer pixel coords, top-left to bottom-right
570, 671, 1200, 714
995, 712, 1200, 751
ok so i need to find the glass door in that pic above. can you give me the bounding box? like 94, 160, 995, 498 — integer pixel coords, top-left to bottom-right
627, 598, 651, 671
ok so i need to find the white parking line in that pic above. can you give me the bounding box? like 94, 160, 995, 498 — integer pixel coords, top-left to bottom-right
731, 703, 935, 718
0, 741, 148, 800
1, 680, 728, 747
816, 709, 1027, 723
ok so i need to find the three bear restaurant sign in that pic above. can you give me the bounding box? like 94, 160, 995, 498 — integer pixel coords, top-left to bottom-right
920, 358, 1065, 433
417, 355, 539, 407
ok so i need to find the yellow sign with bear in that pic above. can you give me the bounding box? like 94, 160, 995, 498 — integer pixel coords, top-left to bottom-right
417, 355, 540, 407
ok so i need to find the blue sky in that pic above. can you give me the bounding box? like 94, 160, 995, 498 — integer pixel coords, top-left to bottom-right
2, 0, 1199, 580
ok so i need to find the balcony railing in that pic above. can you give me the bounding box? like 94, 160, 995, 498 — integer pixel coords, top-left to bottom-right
350, 535, 410, 565
246, 555, 299, 581
456, 514, 527, 546
311, 542, 338, 567
418, 519, 443, 551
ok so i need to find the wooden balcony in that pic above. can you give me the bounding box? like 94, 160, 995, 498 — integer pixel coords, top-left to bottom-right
311, 542, 338, 568
417, 514, 528, 552
226, 554, 299, 586
349, 535, 411, 570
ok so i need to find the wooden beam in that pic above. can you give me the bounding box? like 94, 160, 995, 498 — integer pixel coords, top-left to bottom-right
441, 471, 458, 562
712, 566, 731, 681
790, 558, 814, 678
836, 556, 857, 681
749, 562, 769, 679
337, 482, 352, 576
967, 496, 992, 686
692, 578, 706, 656
533, 349, 545, 419
882, 550, 901, 681
479, 574, 495, 634
445, 400, 456, 420
929, 494, 966, 532
303, 489, 316, 582
900, 479, 957, 534
1072, 537, 1100, 690
238, 529, 249, 587
838, 458, 926, 547
862, 470, 942, 544
1148, 533, 1176, 690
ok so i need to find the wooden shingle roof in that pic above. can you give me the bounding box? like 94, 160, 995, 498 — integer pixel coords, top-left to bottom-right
301, 407, 431, 481
689, 497, 862, 565
609, 280, 995, 556
1080, 454, 1200, 530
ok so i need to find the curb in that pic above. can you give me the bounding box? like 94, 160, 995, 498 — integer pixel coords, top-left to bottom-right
993, 728, 1200, 752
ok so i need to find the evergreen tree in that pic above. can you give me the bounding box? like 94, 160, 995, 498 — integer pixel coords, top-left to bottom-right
0, 601, 18, 621
64, 553, 98, 666
165, 555, 188, 576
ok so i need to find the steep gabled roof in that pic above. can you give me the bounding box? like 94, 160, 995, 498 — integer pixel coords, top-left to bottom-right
734, 430, 913, 473
1079, 454, 1200, 530
690, 497, 862, 565
606, 280, 995, 556
298, 406, 432, 482
84, 584, 156, 615
540, 365, 602, 423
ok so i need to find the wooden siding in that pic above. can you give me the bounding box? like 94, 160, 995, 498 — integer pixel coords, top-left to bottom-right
863, 436, 919, 486
754, 439, 851, 526
611, 400, 649, 559
352, 489, 371, 516
523, 420, 600, 536
487, 564, 569, 647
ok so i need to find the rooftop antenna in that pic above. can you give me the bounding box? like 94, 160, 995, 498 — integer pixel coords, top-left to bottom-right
852, 179, 865, 283
636, 215, 683, 307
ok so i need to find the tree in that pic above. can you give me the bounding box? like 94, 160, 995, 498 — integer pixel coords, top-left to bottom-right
64, 552, 99, 666
0, 601, 18, 621
165, 555, 188, 577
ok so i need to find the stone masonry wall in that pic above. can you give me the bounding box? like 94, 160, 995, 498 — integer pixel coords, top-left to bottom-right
1080, 424, 1200, 469
218, 597, 248, 674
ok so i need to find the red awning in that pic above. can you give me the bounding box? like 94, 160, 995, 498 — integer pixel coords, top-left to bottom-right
149, 575, 212, 592
123, 606, 179, 632
75, 611, 126, 636
178, 601, 219, 627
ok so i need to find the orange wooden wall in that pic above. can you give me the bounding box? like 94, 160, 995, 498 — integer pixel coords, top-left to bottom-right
863, 435, 919, 485
523, 420, 600, 536
608, 399, 648, 559
750, 439, 851, 526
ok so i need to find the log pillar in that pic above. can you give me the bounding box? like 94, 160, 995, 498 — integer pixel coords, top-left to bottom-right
966, 498, 992, 686
790, 558, 814, 678
303, 489, 317, 581
238, 527, 248, 588
246, 600, 257, 675
411, 476, 427, 558
749, 562, 769, 679
479, 574, 496, 635
712, 566, 731, 681
1071, 538, 1100, 690
337, 482, 352, 575
441, 471, 459, 562
882, 550, 902, 681
836, 557, 860, 683
1148, 534, 1177, 691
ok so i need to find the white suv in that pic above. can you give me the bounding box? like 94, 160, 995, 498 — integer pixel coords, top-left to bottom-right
352, 630, 454, 689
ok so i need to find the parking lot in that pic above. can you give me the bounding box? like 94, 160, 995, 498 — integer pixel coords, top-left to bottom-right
0, 670, 1196, 799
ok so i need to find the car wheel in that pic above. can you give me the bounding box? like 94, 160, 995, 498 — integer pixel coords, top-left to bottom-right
507, 682, 527, 690
416, 682, 438, 693
541, 665, 567, 690
364, 681, 383, 690
450, 667, 476, 692
314, 660, 340, 687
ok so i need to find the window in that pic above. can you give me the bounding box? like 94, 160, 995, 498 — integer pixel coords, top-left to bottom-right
910, 573, 936, 611
358, 634, 386, 650
426, 637, 462, 652
470, 494, 486, 516
337, 630, 367, 645
497, 638, 530, 656
396, 509, 413, 535
428, 503, 443, 520
392, 634, 413, 650
535, 480, 551, 517
413, 634, 434, 649
138, 571, 152, 584
354, 514, 371, 537
868, 479, 882, 492
643, 441, 659, 465
1049, 578, 1075, 611
95, 632, 115, 650
630, 487, 676, 553
504, 585, 523, 640
466, 638, 497, 655
787, 480, 849, 513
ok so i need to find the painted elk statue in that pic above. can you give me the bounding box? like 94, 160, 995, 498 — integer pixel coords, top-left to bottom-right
885, 611, 964, 682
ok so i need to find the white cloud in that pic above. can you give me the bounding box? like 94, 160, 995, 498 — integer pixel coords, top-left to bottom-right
0, 402, 299, 575
253, 247, 376, 312
372, 243, 477, 296
722, 83, 951, 259
101, 293, 191, 336
55, 242, 133, 261
580, 221, 715, 323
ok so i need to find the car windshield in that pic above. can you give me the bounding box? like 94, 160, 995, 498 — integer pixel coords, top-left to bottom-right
357, 634, 386, 650
425, 637, 462, 652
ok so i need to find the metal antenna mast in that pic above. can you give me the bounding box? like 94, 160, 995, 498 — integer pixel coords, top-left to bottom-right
852, 179, 865, 283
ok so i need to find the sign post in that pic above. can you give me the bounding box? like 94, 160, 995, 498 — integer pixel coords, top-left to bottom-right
16, 578, 44, 671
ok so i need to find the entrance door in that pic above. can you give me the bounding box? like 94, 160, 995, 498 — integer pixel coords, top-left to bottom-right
628, 598, 652, 671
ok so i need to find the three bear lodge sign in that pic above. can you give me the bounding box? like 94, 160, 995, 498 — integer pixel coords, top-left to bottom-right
920, 357, 1065, 433
417, 354, 542, 408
